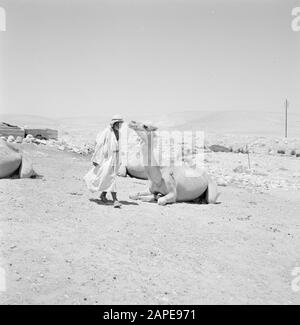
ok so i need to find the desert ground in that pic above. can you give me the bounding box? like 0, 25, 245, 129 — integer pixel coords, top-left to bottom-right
1, 138, 300, 304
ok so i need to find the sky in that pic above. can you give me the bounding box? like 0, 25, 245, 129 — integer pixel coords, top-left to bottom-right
0, 0, 299, 118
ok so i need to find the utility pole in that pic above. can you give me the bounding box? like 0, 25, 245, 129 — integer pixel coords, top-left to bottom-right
285, 98, 288, 138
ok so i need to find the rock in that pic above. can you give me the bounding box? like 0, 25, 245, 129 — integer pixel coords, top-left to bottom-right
23, 135, 33, 143
7, 135, 15, 142
217, 179, 228, 187
15, 136, 23, 143
58, 145, 65, 151
209, 144, 231, 153
32, 139, 46, 145
233, 165, 250, 174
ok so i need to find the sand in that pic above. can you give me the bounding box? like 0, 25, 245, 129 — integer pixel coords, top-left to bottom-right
0, 143, 300, 304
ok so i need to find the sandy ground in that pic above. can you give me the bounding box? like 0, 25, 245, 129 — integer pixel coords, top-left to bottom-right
0, 144, 300, 305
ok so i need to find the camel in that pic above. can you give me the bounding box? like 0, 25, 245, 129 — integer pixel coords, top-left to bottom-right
127, 121, 219, 205
0, 139, 36, 179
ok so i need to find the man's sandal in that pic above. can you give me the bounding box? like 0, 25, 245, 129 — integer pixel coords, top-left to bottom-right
113, 201, 122, 208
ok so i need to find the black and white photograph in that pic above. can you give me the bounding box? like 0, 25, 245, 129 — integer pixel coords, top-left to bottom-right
0, 0, 300, 307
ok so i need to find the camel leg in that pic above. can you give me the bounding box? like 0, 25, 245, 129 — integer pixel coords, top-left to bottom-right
129, 190, 152, 200
139, 194, 157, 202
157, 192, 176, 205
157, 172, 177, 205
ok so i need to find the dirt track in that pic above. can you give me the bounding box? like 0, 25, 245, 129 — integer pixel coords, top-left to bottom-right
0, 144, 300, 304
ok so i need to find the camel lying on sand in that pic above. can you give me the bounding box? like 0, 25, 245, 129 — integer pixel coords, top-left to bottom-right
128, 121, 219, 205
0, 139, 36, 179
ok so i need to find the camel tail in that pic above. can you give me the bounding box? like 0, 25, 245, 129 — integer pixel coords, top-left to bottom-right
206, 177, 220, 204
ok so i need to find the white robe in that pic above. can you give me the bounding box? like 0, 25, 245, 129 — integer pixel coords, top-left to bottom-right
84, 127, 120, 193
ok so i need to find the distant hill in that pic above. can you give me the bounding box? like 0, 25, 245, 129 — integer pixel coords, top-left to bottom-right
1, 111, 300, 140
0, 114, 59, 129
146, 110, 300, 137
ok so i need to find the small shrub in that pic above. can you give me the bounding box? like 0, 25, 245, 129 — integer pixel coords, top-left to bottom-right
277, 149, 285, 155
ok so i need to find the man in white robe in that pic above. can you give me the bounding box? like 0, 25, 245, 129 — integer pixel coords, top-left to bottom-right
84, 115, 123, 208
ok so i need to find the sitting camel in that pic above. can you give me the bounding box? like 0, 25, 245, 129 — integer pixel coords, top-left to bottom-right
128, 121, 219, 205
0, 139, 36, 179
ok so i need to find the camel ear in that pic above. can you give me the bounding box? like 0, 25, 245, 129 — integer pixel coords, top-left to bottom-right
144, 124, 157, 132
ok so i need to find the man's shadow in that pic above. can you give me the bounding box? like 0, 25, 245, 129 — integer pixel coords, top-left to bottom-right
89, 198, 138, 206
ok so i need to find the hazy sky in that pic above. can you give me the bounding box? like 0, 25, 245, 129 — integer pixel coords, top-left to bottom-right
0, 0, 299, 118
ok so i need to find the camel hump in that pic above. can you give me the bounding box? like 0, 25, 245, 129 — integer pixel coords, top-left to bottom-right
206, 177, 220, 204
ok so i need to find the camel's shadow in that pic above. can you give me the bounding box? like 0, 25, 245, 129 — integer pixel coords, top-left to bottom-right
89, 198, 138, 206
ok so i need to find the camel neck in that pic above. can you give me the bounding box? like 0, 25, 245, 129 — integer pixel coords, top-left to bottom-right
140, 132, 163, 185
144, 165, 163, 185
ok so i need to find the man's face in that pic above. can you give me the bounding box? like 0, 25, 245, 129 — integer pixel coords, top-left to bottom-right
113, 122, 122, 131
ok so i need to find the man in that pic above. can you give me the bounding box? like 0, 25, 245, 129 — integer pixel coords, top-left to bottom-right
84, 115, 124, 208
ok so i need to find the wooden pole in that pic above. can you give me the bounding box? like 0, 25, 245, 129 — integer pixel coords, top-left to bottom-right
246, 145, 251, 169
285, 99, 288, 138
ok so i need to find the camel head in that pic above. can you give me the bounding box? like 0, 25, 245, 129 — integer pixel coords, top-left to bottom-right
128, 120, 158, 142
128, 120, 159, 167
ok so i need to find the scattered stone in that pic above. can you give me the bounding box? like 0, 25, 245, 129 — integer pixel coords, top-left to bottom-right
217, 178, 228, 187
233, 165, 250, 174
69, 192, 83, 196
237, 215, 252, 221
15, 136, 23, 143
7, 135, 15, 142
209, 144, 231, 153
